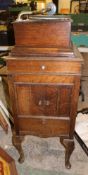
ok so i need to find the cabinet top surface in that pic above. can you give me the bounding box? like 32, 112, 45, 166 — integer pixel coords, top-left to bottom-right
6, 45, 83, 62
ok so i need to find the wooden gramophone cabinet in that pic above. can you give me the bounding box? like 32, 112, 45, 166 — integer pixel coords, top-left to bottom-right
6, 16, 83, 169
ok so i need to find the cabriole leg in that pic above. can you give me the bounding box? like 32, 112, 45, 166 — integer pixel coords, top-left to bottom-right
60, 137, 75, 169
12, 131, 24, 163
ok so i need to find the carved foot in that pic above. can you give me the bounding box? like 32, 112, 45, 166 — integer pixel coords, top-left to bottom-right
60, 138, 75, 169
12, 132, 24, 163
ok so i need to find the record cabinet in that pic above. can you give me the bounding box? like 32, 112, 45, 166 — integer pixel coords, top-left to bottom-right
6, 16, 83, 169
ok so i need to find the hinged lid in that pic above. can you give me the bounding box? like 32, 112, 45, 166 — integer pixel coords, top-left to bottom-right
11, 15, 72, 57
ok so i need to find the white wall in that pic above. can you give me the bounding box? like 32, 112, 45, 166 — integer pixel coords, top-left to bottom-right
16, 0, 46, 11
16, 0, 76, 14
16, 0, 28, 3
59, 0, 71, 12
37, 2, 45, 11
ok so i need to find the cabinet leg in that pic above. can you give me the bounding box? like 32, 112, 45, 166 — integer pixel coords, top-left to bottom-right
12, 131, 24, 163
60, 138, 75, 169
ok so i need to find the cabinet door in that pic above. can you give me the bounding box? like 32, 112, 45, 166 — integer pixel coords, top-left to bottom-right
15, 84, 72, 117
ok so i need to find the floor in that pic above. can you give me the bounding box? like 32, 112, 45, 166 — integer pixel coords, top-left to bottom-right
0, 53, 88, 175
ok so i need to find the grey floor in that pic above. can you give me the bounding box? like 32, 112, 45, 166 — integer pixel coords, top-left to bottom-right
0, 53, 88, 175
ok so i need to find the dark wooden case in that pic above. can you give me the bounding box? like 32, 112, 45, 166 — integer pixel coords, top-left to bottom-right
5, 16, 83, 169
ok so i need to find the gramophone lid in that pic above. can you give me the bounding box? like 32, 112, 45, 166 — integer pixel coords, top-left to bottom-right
14, 13, 72, 23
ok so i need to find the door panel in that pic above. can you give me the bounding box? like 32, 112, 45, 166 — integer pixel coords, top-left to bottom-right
15, 84, 72, 117
58, 86, 72, 116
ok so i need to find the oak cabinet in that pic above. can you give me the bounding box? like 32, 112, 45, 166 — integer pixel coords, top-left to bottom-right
6, 16, 83, 169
